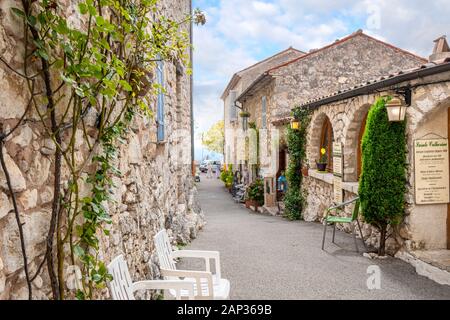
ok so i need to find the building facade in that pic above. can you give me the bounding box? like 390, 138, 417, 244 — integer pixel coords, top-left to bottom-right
0, 0, 203, 299
234, 30, 426, 208
296, 37, 450, 284
224, 31, 450, 283
222, 47, 304, 172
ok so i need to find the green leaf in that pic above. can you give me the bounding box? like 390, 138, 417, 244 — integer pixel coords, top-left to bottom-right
11, 8, 25, 18
79, 3, 88, 14
36, 49, 49, 61
119, 80, 132, 92
74, 245, 85, 257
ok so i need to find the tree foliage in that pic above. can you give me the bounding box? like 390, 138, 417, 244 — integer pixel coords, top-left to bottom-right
359, 97, 407, 256
284, 107, 311, 220
202, 120, 225, 154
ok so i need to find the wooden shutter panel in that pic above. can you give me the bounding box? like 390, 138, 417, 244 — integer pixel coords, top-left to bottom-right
229, 90, 237, 121
262, 96, 267, 129
156, 60, 165, 142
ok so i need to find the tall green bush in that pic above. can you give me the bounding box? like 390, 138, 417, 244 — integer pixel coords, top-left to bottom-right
359, 97, 407, 256
284, 107, 311, 220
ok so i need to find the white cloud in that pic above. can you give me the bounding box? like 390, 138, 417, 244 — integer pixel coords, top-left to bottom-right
193, 0, 450, 159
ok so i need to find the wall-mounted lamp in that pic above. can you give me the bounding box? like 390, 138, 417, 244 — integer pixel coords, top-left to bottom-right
386, 87, 411, 122
290, 118, 300, 130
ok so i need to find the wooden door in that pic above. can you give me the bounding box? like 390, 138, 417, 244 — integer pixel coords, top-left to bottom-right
357, 114, 368, 179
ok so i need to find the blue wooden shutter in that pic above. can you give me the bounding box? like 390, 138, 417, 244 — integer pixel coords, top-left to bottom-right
156, 60, 165, 142
262, 96, 267, 128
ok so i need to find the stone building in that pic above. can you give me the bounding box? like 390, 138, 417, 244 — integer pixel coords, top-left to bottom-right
222, 47, 304, 173
233, 30, 426, 208
0, 0, 203, 299
288, 36, 450, 285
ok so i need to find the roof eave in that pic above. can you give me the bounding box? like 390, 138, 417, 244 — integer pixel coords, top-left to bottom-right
296, 62, 450, 110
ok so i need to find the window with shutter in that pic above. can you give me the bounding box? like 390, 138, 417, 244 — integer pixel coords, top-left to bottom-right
156, 60, 165, 142
262, 96, 267, 129
229, 90, 237, 121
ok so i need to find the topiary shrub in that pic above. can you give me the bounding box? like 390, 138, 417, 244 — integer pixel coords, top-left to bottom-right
359, 97, 407, 256
284, 107, 311, 220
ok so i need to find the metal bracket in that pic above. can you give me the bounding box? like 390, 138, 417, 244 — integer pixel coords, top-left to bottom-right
395, 86, 412, 106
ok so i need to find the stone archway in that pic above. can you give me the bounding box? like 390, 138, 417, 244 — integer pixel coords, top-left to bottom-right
308, 112, 336, 168
343, 103, 371, 182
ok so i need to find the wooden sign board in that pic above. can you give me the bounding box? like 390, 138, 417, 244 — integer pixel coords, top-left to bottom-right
334, 176, 343, 204
333, 142, 343, 177
333, 142, 342, 156
333, 142, 343, 203
414, 138, 450, 204
333, 157, 343, 177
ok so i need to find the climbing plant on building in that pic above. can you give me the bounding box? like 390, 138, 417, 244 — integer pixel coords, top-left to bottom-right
1, 0, 205, 300
359, 97, 407, 256
284, 107, 311, 220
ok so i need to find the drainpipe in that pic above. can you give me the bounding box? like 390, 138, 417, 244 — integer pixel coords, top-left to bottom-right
189, 0, 195, 176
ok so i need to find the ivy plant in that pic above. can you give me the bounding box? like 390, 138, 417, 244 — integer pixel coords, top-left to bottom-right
284, 107, 311, 220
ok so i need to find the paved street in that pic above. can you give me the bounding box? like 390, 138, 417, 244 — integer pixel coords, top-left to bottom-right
179, 175, 450, 300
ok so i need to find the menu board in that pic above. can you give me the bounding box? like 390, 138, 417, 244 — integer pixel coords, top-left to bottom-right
333, 176, 343, 204
414, 139, 450, 204
333, 142, 343, 204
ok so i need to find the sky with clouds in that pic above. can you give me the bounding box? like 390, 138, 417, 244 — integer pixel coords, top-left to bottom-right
192, 0, 450, 160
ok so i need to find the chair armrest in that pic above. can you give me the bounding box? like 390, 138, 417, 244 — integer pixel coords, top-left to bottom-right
132, 280, 195, 300
171, 250, 221, 279
172, 250, 220, 259
161, 268, 214, 299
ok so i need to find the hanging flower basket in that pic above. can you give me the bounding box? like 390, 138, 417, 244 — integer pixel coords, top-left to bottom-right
239, 111, 251, 118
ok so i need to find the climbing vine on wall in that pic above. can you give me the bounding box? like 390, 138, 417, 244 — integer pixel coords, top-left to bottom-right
284, 107, 311, 220
359, 97, 407, 256
0, 0, 205, 300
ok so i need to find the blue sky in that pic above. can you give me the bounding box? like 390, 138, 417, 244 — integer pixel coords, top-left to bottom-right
192, 0, 450, 160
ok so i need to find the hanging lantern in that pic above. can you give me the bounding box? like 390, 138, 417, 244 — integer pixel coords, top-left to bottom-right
291, 118, 300, 130
386, 96, 407, 122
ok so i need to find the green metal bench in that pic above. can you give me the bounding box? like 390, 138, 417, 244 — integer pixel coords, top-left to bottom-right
321, 197, 367, 252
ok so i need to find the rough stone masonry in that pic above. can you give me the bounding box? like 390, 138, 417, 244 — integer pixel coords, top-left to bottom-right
0, 0, 204, 299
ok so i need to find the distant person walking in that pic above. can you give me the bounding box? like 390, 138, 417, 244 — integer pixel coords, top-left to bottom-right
207, 162, 213, 179
215, 163, 221, 179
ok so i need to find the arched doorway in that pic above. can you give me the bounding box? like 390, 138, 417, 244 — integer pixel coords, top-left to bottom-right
319, 117, 334, 172
357, 113, 368, 179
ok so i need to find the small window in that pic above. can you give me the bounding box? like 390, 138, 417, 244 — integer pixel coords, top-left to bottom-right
156, 60, 165, 142
229, 91, 237, 121
320, 117, 334, 172
262, 96, 267, 129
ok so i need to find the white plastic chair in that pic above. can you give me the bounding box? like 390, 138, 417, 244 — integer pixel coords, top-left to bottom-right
154, 229, 230, 300
107, 255, 195, 300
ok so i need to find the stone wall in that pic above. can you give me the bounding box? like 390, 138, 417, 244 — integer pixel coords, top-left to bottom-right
270, 32, 426, 121
0, 0, 204, 300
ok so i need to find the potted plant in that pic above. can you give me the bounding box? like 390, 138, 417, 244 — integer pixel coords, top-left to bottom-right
245, 179, 264, 211
316, 147, 328, 172
239, 111, 251, 118
220, 166, 234, 191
